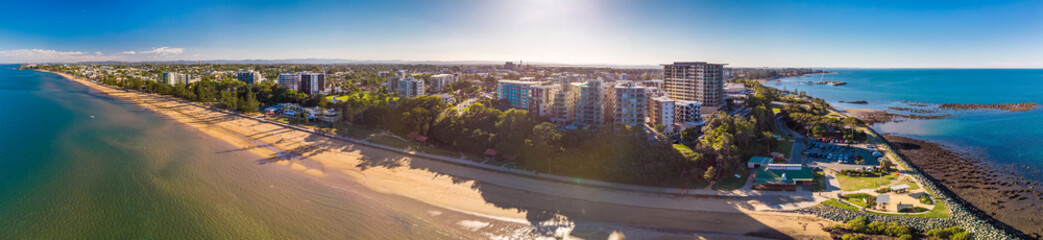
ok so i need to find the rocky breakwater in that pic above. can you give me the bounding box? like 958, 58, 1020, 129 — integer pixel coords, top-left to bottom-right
883, 135, 1036, 239
938, 103, 1040, 112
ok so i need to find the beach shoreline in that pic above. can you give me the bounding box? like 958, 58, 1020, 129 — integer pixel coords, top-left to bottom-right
38, 70, 837, 238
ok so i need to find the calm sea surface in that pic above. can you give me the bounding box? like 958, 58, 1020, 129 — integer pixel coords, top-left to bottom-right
0, 65, 492, 239
769, 69, 1043, 181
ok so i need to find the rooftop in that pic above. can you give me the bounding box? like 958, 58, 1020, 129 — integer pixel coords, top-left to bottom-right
754, 164, 814, 185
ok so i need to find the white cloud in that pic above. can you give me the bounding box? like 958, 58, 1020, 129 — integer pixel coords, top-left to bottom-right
0, 47, 186, 63
0, 49, 86, 57
141, 47, 184, 55
0, 49, 118, 63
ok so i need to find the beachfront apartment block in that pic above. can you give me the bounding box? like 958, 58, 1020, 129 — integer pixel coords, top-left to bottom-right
428, 73, 458, 93
236, 71, 263, 84
649, 96, 676, 133
278, 73, 301, 92
496, 80, 541, 110
299, 72, 326, 94
663, 62, 726, 111
528, 84, 560, 117
573, 79, 605, 126
161, 72, 198, 86
613, 81, 650, 128
550, 83, 577, 123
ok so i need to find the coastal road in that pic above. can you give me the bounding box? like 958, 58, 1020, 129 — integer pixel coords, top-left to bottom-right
774, 116, 805, 164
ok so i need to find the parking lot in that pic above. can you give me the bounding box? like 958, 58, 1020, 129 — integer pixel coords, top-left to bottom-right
802, 140, 883, 171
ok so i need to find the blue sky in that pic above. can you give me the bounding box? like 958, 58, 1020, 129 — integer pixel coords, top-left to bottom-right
1, 0, 1042, 67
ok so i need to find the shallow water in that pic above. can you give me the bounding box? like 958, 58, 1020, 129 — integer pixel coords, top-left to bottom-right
0, 66, 489, 239
768, 69, 1043, 181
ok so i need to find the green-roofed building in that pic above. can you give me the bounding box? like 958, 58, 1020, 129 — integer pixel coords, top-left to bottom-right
753, 164, 814, 190
747, 156, 773, 169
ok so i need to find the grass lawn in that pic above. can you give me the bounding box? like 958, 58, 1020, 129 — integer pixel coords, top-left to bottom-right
823, 199, 860, 211
714, 170, 749, 190
417, 145, 460, 158
893, 178, 922, 191
836, 172, 898, 191
775, 140, 794, 158
673, 144, 698, 159
367, 136, 411, 149
840, 193, 872, 208
812, 171, 827, 192
336, 124, 382, 140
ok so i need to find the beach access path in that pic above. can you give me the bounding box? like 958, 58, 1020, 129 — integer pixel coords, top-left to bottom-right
48, 70, 836, 239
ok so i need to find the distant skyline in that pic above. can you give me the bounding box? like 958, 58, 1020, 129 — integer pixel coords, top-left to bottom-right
2, 0, 1042, 68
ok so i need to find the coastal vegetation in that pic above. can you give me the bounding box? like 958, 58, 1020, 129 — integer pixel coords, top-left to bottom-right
831, 216, 914, 240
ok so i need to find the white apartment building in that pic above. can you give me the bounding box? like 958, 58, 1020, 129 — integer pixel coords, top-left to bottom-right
649, 96, 676, 133
278, 73, 302, 91
613, 81, 650, 128
675, 100, 703, 130
161, 72, 197, 86
428, 73, 458, 93
398, 78, 426, 98
550, 83, 577, 124
573, 79, 605, 126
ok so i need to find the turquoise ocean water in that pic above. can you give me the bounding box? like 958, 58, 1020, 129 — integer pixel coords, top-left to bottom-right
768, 69, 1043, 181
0, 65, 477, 239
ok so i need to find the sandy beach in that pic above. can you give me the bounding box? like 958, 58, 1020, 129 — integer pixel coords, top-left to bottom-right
46, 70, 836, 239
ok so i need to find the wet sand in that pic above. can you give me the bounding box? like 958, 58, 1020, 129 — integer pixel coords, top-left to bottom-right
46, 70, 837, 239
884, 135, 1043, 238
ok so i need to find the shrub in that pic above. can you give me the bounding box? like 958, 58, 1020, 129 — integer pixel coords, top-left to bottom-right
928, 226, 966, 239
846, 216, 868, 232
884, 222, 911, 237
867, 221, 886, 234
898, 234, 913, 240
919, 194, 933, 204
841, 233, 864, 240
951, 232, 972, 240
899, 206, 928, 213
875, 187, 891, 193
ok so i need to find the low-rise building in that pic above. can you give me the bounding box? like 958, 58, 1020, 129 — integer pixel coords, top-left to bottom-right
753, 164, 814, 191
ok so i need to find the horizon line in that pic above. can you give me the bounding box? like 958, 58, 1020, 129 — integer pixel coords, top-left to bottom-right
4, 58, 1043, 70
